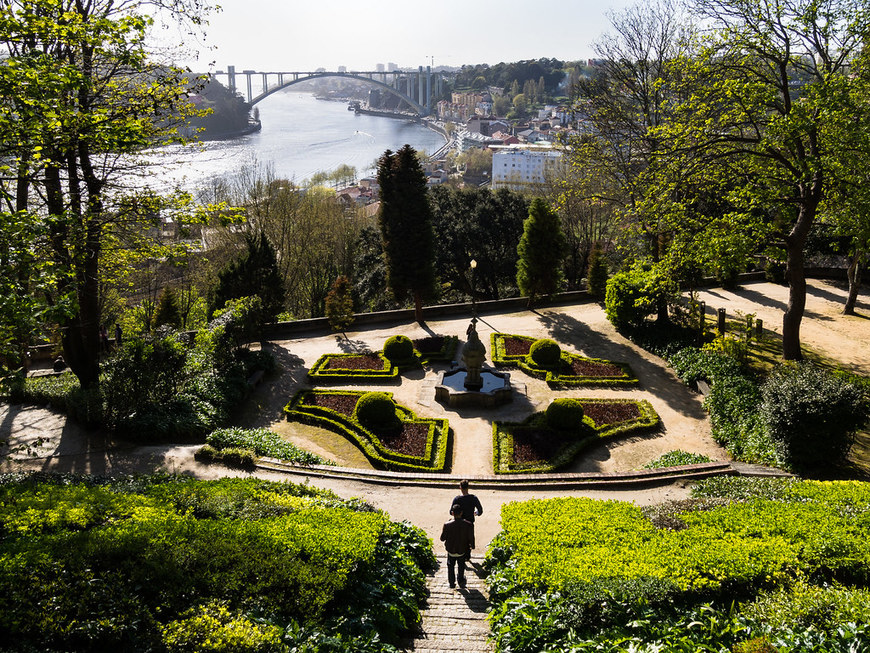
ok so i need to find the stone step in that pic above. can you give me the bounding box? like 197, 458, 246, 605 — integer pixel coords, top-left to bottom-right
402, 555, 494, 652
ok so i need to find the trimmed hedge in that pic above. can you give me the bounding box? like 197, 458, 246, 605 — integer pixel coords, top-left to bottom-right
486, 480, 870, 652
307, 351, 398, 382
413, 335, 459, 364
0, 474, 435, 652
383, 335, 415, 365
284, 390, 451, 473
491, 332, 638, 387
492, 399, 660, 474
546, 398, 585, 432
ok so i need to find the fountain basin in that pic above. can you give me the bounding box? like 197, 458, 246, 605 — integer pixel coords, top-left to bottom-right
435, 367, 513, 408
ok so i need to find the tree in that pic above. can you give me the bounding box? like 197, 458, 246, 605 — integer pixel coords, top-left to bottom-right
429, 186, 529, 301
153, 287, 182, 329
517, 198, 566, 303
210, 232, 285, 323
377, 145, 437, 322
0, 0, 211, 388
586, 242, 609, 298
661, 0, 870, 359
325, 276, 355, 332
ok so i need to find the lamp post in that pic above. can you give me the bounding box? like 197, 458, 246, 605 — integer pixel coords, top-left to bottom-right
469, 259, 477, 318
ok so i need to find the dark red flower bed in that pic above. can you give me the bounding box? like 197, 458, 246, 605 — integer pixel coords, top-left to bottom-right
511, 428, 572, 464
564, 359, 626, 378
503, 336, 532, 357
413, 336, 445, 354
582, 401, 640, 424
375, 422, 429, 457
509, 402, 642, 464
304, 393, 359, 416
324, 353, 385, 371
301, 392, 428, 457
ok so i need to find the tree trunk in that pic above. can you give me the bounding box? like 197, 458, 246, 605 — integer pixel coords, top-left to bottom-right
844, 251, 863, 315
414, 291, 424, 323
782, 201, 818, 361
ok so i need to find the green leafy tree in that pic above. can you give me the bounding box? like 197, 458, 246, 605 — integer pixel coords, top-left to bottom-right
0, 0, 212, 388
325, 275, 355, 332
517, 198, 566, 303
210, 232, 285, 323
377, 145, 437, 322
429, 186, 529, 301
659, 0, 870, 359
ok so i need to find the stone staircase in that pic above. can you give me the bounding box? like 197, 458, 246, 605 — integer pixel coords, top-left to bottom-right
403, 555, 494, 652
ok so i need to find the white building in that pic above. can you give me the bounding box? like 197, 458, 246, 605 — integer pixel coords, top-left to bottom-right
491, 144, 565, 191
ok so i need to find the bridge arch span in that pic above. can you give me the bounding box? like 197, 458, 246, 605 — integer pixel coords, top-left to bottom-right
249, 72, 426, 115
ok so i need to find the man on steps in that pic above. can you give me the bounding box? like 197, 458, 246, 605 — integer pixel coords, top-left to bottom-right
450, 479, 482, 562
440, 503, 474, 589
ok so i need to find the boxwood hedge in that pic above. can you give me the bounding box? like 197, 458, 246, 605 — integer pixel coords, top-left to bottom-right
284, 390, 451, 473
490, 333, 638, 387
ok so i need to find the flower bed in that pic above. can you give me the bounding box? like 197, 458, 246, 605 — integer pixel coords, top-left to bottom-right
308, 351, 398, 382
490, 333, 638, 387
284, 390, 451, 472
412, 335, 458, 363
492, 398, 660, 473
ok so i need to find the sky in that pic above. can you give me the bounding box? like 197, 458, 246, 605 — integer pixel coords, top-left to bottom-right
173, 0, 633, 73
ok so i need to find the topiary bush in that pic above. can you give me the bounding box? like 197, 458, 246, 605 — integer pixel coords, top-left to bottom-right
760, 363, 868, 471
383, 334, 415, 364
529, 338, 561, 367
353, 392, 399, 430
545, 398, 585, 432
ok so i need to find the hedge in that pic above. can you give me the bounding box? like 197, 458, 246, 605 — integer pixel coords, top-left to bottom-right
492, 399, 660, 473
307, 351, 398, 382
490, 332, 638, 387
284, 390, 451, 473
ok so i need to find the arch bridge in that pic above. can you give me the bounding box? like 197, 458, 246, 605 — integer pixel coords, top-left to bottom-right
211, 66, 448, 117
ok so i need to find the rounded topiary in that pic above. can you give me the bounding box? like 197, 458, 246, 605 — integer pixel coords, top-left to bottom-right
545, 398, 585, 432
383, 335, 415, 364
354, 392, 399, 429
529, 338, 561, 367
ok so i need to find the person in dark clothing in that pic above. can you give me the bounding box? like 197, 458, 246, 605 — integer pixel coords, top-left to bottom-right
440, 504, 474, 589
451, 479, 482, 561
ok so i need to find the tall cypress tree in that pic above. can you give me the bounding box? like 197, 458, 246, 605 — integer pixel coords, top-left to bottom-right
210, 231, 285, 322
377, 145, 437, 322
516, 198, 566, 304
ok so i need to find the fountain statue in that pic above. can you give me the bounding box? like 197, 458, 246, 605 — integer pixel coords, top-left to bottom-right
435, 318, 512, 408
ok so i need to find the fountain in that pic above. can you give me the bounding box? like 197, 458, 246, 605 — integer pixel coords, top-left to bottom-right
435, 318, 513, 408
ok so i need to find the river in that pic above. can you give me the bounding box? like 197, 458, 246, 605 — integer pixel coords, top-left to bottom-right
146, 92, 447, 193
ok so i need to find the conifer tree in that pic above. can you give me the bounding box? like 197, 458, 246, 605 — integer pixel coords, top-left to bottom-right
325, 276, 355, 333
153, 287, 182, 329
210, 232, 285, 323
586, 242, 609, 298
377, 145, 437, 322
516, 198, 566, 304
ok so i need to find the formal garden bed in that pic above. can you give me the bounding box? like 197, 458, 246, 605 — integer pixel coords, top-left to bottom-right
490, 333, 637, 387
307, 335, 459, 383
492, 398, 660, 473
284, 390, 451, 472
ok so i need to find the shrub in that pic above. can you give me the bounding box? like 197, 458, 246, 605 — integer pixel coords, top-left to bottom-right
382, 334, 415, 364
644, 450, 712, 469
760, 363, 868, 471
353, 392, 399, 429
206, 427, 334, 466
604, 263, 675, 330
529, 338, 561, 367
545, 398, 585, 432
586, 242, 608, 298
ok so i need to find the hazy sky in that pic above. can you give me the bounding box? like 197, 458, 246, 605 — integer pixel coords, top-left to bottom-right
178, 0, 632, 73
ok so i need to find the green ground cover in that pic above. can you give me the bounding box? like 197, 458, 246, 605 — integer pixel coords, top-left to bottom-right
492, 399, 660, 473
490, 333, 637, 387
486, 478, 870, 652
283, 390, 451, 473
0, 473, 435, 653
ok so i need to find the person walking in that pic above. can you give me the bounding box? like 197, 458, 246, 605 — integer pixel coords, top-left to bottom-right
440, 504, 474, 589
451, 479, 482, 561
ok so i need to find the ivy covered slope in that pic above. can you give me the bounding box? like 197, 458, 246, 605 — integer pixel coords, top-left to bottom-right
0, 474, 435, 653
487, 478, 870, 652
